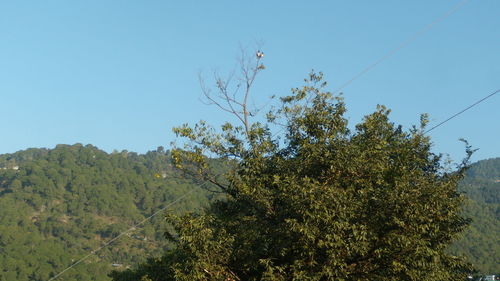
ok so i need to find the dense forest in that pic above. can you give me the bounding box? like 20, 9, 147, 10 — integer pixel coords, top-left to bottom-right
0, 144, 217, 280
451, 157, 500, 274
0, 144, 498, 280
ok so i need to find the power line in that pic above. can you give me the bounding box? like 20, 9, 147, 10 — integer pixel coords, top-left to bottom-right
424, 89, 500, 134
268, 0, 470, 139
48, 189, 195, 281
334, 0, 469, 95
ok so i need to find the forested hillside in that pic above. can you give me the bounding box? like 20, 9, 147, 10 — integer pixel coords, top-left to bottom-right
0, 144, 216, 280
451, 158, 500, 274
0, 144, 498, 280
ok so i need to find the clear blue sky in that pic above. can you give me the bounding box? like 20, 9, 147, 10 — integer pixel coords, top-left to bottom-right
0, 0, 498, 163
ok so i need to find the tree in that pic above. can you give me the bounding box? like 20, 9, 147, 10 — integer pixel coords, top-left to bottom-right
112, 52, 474, 281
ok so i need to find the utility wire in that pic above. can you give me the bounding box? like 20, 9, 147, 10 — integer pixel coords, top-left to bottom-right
269, 0, 469, 139
333, 0, 469, 95
424, 89, 500, 134
48, 189, 195, 281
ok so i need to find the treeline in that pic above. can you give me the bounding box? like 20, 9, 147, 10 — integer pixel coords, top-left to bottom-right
0, 144, 217, 281
0, 144, 498, 280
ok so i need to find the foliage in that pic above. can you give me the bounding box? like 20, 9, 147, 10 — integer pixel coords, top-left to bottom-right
0, 144, 214, 280
113, 72, 475, 281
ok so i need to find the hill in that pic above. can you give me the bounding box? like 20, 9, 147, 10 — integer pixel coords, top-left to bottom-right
0, 144, 498, 279
0, 144, 216, 281
450, 158, 500, 274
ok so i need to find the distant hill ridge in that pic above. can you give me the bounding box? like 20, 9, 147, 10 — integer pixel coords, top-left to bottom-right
0, 144, 215, 281
0, 144, 498, 280
450, 157, 500, 273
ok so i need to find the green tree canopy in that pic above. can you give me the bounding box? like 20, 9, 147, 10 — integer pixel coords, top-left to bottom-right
112, 72, 474, 281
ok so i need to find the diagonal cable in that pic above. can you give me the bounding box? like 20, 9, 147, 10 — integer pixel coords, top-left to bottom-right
48, 189, 195, 281
334, 0, 469, 95
425, 89, 500, 134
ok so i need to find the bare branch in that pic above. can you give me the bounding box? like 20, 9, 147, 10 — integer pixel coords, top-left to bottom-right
198, 45, 265, 137
199, 72, 246, 125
